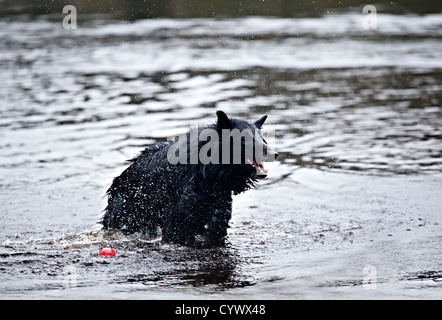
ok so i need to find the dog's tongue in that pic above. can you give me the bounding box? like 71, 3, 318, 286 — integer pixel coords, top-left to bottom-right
246, 159, 268, 177
252, 161, 267, 177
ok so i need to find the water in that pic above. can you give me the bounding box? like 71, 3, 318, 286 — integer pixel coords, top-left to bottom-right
1, 8, 442, 299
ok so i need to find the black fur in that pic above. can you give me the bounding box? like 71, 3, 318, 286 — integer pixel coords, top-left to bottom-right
102, 111, 275, 245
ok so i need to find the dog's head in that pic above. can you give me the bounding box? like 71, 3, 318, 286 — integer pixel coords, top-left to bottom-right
215, 110, 278, 179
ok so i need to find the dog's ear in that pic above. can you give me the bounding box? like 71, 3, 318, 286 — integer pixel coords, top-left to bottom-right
216, 110, 232, 129
254, 115, 268, 129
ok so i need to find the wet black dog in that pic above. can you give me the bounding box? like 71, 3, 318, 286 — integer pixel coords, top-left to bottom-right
102, 111, 277, 245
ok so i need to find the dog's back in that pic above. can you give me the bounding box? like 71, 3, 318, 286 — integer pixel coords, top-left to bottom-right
103, 142, 176, 234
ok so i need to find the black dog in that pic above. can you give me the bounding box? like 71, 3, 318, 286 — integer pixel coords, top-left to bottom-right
102, 111, 277, 245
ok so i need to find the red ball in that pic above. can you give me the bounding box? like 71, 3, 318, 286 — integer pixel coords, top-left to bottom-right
99, 248, 116, 256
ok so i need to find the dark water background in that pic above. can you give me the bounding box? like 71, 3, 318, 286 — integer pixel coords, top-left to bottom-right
1, 1, 441, 299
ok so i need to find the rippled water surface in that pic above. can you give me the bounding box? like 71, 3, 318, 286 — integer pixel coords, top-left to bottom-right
1, 10, 442, 299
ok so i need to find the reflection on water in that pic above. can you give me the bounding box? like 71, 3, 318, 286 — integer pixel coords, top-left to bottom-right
1, 14, 441, 180
0, 4, 441, 298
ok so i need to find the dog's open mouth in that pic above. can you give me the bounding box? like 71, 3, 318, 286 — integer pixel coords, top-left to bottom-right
246, 159, 268, 178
